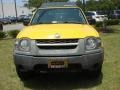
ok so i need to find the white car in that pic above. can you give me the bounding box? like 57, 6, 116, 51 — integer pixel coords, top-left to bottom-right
86, 11, 108, 22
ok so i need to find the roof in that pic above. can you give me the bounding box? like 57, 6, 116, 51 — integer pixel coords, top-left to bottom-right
40, 2, 77, 8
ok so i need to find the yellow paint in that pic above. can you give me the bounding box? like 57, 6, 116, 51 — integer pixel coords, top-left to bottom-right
17, 7, 99, 39
17, 24, 99, 39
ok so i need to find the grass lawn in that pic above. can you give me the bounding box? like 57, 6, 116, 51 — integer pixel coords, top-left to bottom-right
0, 25, 120, 90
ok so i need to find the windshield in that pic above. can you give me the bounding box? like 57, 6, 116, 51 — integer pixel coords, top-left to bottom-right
85, 12, 95, 16
31, 8, 87, 25
116, 11, 120, 14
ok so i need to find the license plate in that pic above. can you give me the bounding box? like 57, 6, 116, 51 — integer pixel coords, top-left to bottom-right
48, 60, 68, 69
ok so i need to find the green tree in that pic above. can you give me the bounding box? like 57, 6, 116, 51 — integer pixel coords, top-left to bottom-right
84, 0, 116, 11
99, 0, 115, 10
28, 0, 44, 8
86, 0, 99, 11
111, 0, 120, 9
48, 0, 69, 2
76, 0, 82, 8
28, 0, 69, 8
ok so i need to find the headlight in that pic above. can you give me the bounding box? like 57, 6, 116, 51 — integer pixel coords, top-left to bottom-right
15, 39, 31, 52
86, 37, 101, 50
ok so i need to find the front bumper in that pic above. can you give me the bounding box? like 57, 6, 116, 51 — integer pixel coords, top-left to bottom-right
14, 52, 104, 72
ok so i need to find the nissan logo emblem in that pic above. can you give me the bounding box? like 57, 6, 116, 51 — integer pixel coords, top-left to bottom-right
55, 33, 61, 39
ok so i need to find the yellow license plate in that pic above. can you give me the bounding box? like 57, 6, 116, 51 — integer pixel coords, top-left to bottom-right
48, 60, 68, 69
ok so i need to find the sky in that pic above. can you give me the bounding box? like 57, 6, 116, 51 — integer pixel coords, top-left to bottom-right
2, 0, 26, 6
2, 0, 77, 6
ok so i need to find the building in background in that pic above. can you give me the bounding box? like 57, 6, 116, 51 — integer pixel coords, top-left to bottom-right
0, 3, 32, 18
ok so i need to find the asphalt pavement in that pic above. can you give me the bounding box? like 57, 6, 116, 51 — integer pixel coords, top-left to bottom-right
3, 23, 24, 31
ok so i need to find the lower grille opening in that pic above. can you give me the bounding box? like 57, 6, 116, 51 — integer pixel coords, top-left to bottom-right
34, 64, 48, 72
69, 64, 82, 71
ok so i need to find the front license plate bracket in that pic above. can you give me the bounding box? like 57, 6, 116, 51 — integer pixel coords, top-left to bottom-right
48, 60, 68, 69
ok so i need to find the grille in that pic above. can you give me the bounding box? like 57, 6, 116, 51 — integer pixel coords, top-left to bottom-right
36, 39, 78, 44
37, 45, 77, 49
36, 39, 79, 50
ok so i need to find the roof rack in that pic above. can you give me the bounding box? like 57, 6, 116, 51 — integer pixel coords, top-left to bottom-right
40, 2, 77, 8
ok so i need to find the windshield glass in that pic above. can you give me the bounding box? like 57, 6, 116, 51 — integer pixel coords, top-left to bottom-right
31, 8, 87, 24
116, 11, 120, 14
85, 12, 95, 16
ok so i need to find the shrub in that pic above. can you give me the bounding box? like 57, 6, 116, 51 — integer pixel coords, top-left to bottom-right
96, 27, 114, 33
95, 22, 103, 27
0, 31, 6, 39
8, 30, 20, 38
95, 19, 120, 27
105, 19, 119, 26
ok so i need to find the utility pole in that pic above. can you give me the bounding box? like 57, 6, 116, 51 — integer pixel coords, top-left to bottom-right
83, 0, 86, 12
14, 0, 18, 20
1, 0, 4, 18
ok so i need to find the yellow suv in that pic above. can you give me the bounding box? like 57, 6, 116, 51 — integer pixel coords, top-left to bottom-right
14, 2, 104, 78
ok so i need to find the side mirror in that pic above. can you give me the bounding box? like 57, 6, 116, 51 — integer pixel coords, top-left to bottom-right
23, 20, 30, 26
88, 19, 96, 25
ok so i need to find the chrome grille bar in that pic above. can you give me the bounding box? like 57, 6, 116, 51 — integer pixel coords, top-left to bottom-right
36, 43, 78, 46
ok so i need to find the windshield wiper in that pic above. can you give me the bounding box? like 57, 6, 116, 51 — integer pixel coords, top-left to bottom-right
39, 22, 52, 24
31, 22, 52, 25
63, 21, 84, 24
32, 21, 85, 25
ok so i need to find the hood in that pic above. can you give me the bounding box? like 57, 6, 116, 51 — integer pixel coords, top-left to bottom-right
17, 24, 99, 39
